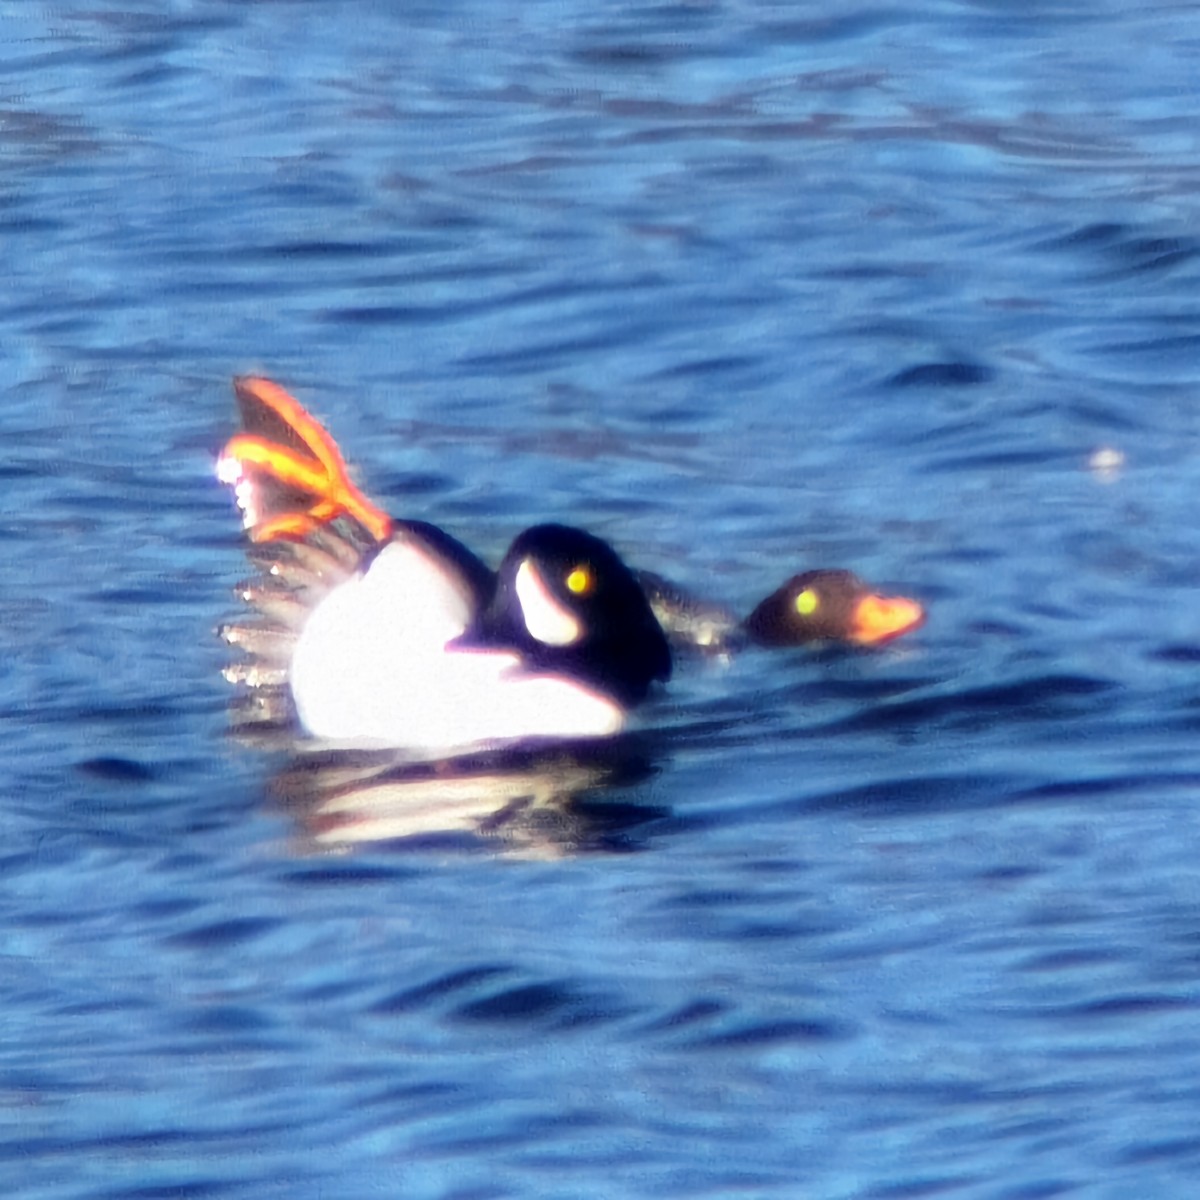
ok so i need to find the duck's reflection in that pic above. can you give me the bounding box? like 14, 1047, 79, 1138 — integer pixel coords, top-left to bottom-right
263, 737, 666, 857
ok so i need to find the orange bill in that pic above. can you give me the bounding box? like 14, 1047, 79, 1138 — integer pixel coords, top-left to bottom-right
849, 593, 926, 646
217, 376, 393, 544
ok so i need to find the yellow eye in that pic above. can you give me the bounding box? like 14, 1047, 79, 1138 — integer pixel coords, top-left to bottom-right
566, 566, 593, 595
794, 588, 819, 616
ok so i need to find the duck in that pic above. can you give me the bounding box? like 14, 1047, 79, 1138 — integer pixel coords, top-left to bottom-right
218, 377, 922, 748
217, 377, 670, 752
640, 567, 924, 655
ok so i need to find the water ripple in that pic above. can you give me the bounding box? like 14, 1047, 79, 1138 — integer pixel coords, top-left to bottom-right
7, 1, 1200, 1197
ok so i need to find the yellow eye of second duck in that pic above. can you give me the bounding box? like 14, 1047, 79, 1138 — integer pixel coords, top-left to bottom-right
566, 566, 593, 595
794, 588, 819, 616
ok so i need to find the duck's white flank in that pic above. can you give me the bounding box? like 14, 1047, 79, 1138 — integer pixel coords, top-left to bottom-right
289, 541, 623, 749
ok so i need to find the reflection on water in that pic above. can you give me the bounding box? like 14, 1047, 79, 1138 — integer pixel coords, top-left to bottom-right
267, 739, 665, 857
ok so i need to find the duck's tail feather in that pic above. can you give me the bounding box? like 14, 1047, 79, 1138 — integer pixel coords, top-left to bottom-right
219, 522, 367, 734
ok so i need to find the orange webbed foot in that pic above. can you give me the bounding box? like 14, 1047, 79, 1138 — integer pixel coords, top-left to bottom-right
217, 376, 393, 544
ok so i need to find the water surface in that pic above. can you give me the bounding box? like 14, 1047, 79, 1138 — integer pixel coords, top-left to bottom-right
5, 3, 1200, 1197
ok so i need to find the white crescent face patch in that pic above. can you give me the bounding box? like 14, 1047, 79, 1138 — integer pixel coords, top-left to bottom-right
514, 559, 583, 647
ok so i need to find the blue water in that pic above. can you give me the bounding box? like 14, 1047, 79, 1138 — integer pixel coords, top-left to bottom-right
6, 2, 1200, 1196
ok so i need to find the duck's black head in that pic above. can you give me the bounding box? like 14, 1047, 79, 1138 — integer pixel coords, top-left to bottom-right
482, 523, 672, 705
